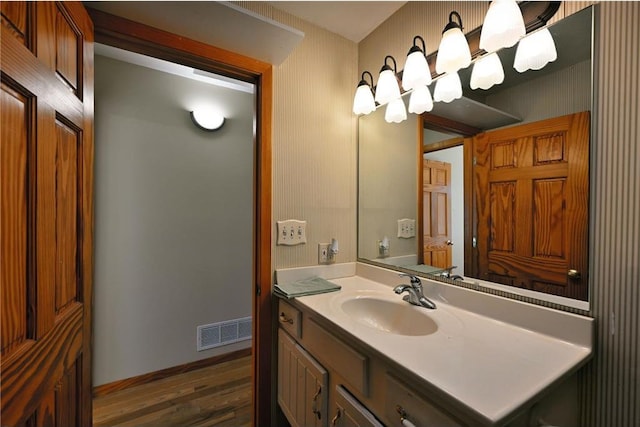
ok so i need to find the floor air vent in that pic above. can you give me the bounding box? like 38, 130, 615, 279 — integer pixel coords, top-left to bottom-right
197, 316, 252, 351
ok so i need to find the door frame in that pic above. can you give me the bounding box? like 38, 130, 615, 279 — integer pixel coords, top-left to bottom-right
88, 9, 273, 426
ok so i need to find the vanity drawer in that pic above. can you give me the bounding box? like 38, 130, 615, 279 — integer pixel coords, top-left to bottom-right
278, 300, 302, 339
384, 374, 462, 427
305, 318, 369, 396
332, 385, 384, 427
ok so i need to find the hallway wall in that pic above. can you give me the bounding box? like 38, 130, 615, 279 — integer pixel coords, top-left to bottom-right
93, 54, 254, 386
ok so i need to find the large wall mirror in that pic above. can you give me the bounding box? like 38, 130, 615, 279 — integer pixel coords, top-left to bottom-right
358, 6, 595, 309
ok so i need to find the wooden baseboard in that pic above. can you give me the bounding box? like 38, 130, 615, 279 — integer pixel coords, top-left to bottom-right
92, 348, 252, 398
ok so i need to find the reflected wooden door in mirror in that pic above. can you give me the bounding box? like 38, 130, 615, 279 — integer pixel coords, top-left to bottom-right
423, 160, 453, 269
473, 112, 590, 300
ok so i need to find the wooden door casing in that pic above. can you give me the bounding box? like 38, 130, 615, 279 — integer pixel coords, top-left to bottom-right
423, 159, 452, 269
1, 1, 94, 425
473, 111, 590, 300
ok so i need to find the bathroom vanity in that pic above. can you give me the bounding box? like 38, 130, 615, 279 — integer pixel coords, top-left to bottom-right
275, 263, 593, 427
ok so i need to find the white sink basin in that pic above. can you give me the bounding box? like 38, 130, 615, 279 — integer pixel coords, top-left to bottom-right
340, 296, 438, 336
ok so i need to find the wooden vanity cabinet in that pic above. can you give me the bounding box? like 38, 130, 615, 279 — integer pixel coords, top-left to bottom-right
277, 299, 465, 427
277, 328, 328, 427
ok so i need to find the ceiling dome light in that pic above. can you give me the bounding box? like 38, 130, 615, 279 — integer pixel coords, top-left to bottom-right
190, 107, 225, 131
375, 55, 401, 106
433, 72, 463, 103
402, 36, 432, 91
470, 52, 505, 90
479, 0, 526, 53
352, 71, 376, 115
513, 27, 557, 73
435, 11, 472, 74
384, 97, 407, 123
408, 85, 433, 114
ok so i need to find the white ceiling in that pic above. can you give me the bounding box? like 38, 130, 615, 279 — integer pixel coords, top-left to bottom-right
268, 1, 407, 42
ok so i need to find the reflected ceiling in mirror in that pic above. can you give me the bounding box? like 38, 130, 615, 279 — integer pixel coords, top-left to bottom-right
357, 6, 594, 310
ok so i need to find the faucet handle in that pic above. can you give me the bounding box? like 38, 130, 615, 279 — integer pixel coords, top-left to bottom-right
398, 273, 421, 285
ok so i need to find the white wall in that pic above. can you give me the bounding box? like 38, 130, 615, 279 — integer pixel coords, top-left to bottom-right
358, 106, 419, 261
93, 55, 254, 386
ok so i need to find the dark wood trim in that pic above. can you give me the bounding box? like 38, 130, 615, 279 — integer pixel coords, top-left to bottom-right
422, 113, 481, 136
462, 137, 476, 278
417, 116, 425, 265
423, 136, 465, 153
88, 9, 273, 426
92, 348, 252, 398
255, 59, 274, 427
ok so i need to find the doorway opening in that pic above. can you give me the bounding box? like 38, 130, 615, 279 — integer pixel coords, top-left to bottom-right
88, 8, 273, 426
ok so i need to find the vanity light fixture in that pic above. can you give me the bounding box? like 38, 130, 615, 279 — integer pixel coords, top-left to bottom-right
513, 27, 557, 72
402, 36, 432, 91
408, 84, 434, 114
433, 72, 463, 103
479, 0, 526, 53
470, 52, 505, 90
352, 71, 376, 115
385, 97, 407, 123
190, 107, 225, 131
435, 11, 472, 75
375, 55, 401, 106
352, 4, 560, 122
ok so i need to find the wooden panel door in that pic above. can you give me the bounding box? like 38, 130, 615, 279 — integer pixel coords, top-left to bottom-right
474, 111, 589, 300
423, 159, 452, 268
1, 2, 94, 425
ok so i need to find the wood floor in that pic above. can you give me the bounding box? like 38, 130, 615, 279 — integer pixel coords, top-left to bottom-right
93, 356, 252, 427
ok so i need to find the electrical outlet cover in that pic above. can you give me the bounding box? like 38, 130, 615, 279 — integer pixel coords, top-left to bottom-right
318, 243, 330, 264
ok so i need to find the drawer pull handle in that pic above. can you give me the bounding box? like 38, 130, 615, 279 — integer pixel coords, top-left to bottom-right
279, 312, 293, 324
396, 405, 417, 427
311, 385, 322, 420
331, 409, 341, 425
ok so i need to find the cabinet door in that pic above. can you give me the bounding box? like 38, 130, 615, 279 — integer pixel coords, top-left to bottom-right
331, 386, 384, 427
278, 329, 328, 427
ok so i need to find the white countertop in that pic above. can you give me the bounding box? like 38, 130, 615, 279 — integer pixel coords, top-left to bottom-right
289, 272, 593, 426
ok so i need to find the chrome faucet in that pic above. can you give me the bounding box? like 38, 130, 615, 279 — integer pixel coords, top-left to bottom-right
393, 274, 436, 309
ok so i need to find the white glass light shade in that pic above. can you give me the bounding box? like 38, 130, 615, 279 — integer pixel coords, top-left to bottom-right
513, 28, 557, 73
191, 108, 225, 131
402, 50, 432, 91
408, 85, 433, 114
435, 27, 472, 74
470, 52, 505, 90
479, 0, 525, 53
352, 84, 376, 115
375, 69, 401, 105
433, 72, 462, 103
384, 98, 407, 123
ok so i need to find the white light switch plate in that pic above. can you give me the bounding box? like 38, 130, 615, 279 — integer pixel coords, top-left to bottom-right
277, 220, 307, 245
397, 218, 416, 239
